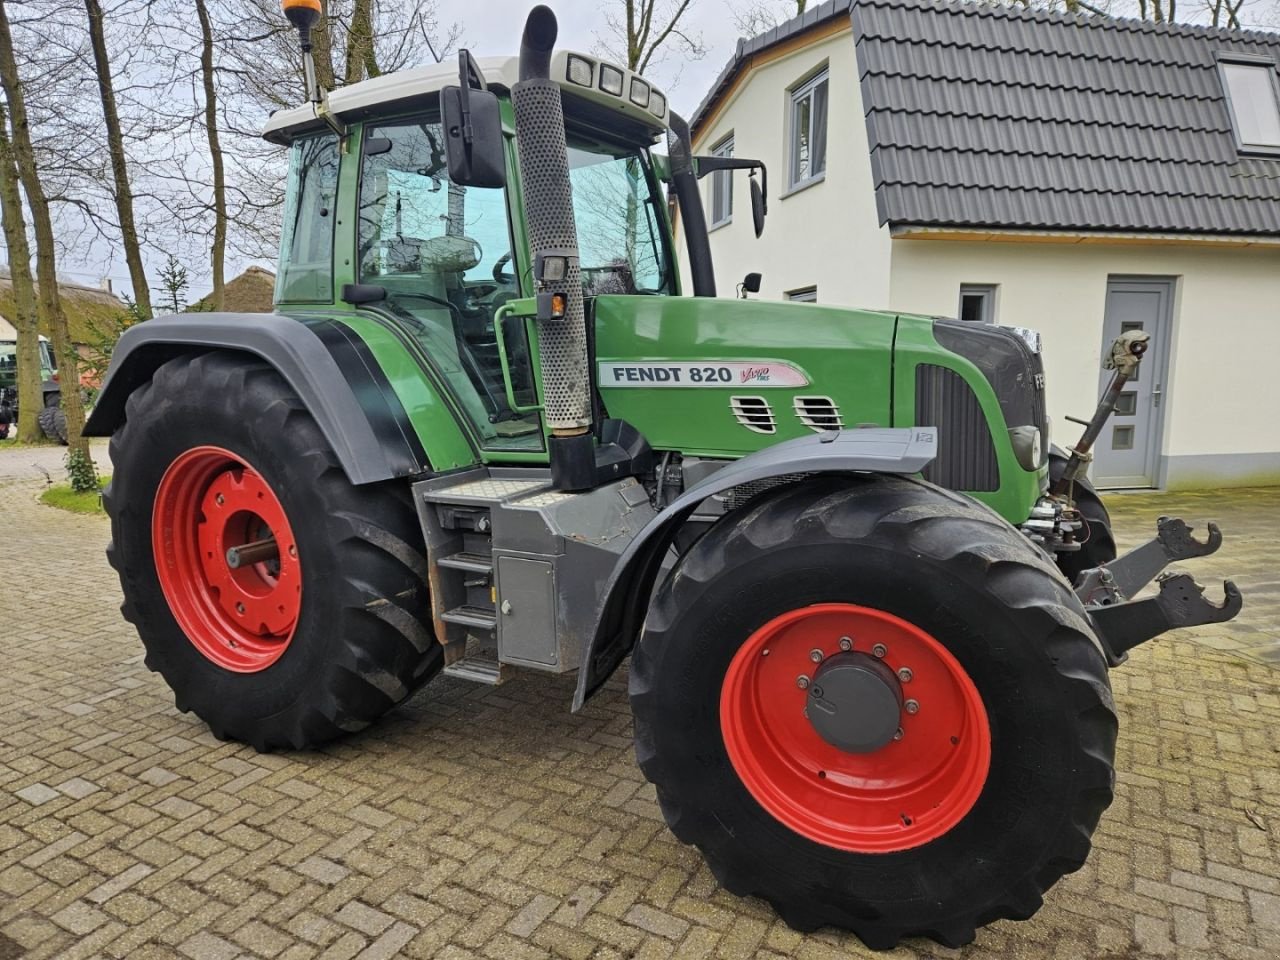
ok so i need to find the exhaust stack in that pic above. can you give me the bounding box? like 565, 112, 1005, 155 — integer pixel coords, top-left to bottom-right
511, 5, 595, 490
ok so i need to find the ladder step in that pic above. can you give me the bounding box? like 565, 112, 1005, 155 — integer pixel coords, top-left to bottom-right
442, 656, 509, 685
441, 604, 497, 631
437, 551, 493, 574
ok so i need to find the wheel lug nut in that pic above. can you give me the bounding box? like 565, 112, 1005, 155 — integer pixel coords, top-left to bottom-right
897, 667, 913, 683
871, 643, 887, 658
288, 545, 297, 558
809, 648, 823, 663
893, 728, 904, 741
215, 493, 225, 506
235, 602, 246, 615
838, 636, 852, 651
905, 699, 919, 715
796, 675, 810, 690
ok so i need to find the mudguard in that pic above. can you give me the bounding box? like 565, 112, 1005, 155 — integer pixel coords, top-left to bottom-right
572, 427, 938, 710
84, 313, 433, 484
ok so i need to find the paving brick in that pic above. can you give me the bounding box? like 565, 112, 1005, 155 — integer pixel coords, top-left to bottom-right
3, 448, 1280, 960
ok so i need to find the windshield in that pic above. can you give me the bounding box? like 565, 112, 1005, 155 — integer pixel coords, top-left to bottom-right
568, 139, 672, 296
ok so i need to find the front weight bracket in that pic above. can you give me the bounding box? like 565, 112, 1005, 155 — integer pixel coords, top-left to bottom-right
1087, 573, 1243, 667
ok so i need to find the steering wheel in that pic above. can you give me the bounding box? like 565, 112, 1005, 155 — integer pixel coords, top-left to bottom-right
493, 252, 516, 286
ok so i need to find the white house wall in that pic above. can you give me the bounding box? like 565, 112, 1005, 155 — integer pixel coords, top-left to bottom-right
888, 239, 1280, 488
682, 27, 893, 306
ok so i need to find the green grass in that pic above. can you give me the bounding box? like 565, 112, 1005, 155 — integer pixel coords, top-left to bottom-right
40, 476, 110, 515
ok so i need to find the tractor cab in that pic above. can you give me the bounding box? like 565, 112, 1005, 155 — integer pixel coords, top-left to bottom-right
263, 52, 680, 457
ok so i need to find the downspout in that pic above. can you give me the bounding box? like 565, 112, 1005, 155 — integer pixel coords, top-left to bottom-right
511, 6, 596, 490
667, 112, 716, 297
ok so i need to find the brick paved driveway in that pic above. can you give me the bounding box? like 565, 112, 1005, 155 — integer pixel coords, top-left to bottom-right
1, 448, 1277, 959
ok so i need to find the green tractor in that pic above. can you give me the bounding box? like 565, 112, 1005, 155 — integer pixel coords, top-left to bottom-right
87, 3, 1243, 948
0, 334, 63, 441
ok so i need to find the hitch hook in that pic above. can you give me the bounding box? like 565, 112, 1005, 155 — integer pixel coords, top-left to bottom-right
1089, 573, 1243, 667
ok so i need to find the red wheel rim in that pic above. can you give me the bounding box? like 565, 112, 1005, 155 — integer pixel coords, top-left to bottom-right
151, 446, 301, 672
720, 603, 990, 852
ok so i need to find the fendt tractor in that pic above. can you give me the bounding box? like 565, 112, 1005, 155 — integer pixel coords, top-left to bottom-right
86, 2, 1244, 948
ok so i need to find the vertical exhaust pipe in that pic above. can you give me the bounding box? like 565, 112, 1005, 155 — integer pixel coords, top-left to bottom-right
511, 5, 596, 491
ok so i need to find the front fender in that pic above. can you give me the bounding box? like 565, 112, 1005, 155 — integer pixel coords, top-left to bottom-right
84, 312, 433, 485
571, 427, 938, 710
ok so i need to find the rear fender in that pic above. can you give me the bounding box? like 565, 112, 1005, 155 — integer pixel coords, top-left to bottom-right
84, 313, 434, 484
572, 427, 938, 710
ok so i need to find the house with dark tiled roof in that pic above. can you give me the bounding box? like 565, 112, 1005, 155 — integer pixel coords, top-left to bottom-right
684, 0, 1280, 489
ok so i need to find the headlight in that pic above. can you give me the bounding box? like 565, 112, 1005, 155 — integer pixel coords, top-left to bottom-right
629, 77, 650, 107
599, 64, 624, 96
1009, 426, 1042, 471
566, 55, 594, 87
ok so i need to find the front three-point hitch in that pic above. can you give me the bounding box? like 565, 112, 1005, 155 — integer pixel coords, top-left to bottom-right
1047, 330, 1244, 665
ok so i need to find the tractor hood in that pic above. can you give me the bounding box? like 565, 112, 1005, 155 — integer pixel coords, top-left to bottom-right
593, 295, 901, 458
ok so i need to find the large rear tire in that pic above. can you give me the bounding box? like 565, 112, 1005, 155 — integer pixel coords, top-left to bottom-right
104, 351, 442, 751
631, 476, 1117, 949
1049, 449, 1116, 584
37, 403, 67, 444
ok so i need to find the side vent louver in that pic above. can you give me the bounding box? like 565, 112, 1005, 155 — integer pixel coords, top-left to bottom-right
793, 396, 843, 432
730, 396, 776, 434
915, 364, 999, 492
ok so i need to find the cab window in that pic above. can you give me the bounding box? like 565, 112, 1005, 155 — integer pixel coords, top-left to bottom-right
358, 117, 540, 451
276, 134, 340, 303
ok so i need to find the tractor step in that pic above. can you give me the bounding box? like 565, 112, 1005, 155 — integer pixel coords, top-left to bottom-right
442, 655, 509, 686
441, 604, 498, 631
437, 551, 494, 574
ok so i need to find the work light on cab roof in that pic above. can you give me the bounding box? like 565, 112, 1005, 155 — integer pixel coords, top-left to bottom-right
85, 3, 1243, 952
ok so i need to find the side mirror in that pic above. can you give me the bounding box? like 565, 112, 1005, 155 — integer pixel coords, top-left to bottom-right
741, 272, 762, 295
750, 177, 766, 238
442, 50, 506, 188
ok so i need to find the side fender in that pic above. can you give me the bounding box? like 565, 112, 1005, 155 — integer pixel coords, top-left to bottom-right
572, 427, 938, 710
84, 312, 433, 484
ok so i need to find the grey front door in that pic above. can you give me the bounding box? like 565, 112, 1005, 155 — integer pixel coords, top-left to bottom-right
1092, 277, 1174, 489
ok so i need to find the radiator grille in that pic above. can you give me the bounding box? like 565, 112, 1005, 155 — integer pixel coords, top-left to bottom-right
915, 364, 999, 492
730, 396, 776, 434
793, 396, 843, 432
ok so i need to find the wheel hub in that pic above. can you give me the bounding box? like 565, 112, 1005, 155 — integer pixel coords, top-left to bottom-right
806, 652, 903, 753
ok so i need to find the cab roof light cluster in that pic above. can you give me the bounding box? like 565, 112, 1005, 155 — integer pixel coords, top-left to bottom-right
562, 53, 667, 118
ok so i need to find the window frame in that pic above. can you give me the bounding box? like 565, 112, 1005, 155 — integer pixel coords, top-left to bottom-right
1217, 54, 1280, 158
786, 66, 830, 194
709, 133, 735, 229
275, 132, 341, 305
958, 283, 998, 324
785, 286, 818, 303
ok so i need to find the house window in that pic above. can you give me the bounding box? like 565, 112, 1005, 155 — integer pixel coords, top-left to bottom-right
786, 286, 817, 303
959, 284, 997, 323
789, 68, 829, 189
1220, 58, 1280, 153
710, 134, 734, 227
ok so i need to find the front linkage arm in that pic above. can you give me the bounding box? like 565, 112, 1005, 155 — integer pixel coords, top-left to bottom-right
1088, 573, 1243, 667
1076, 516, 1242, 667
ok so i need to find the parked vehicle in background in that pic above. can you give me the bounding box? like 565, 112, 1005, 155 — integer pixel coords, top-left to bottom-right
0, 335, 60, 441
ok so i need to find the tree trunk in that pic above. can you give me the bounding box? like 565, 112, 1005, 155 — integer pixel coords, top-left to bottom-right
0, 0, 93, 469
311, 1, 335, 91
344, 0, 376, 84
83, 0, 151, 319
0, 101, 41, 442
196, 0, 226, 311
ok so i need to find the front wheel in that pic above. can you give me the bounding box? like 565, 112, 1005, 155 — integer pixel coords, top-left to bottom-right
37, 403, 67, 444
631, 477, 1117, 949
104, 351, 442, 750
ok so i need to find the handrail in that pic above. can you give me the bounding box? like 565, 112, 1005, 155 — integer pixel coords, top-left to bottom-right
493, 302, 544, 413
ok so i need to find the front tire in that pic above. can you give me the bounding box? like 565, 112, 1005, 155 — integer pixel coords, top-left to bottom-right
631, 476, 1117, 949
104, 352, 442, 750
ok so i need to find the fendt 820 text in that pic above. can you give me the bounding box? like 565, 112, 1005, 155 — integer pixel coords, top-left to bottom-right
87, 2, 1243, 948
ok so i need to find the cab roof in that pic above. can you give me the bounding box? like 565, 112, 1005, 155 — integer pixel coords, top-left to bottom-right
262, 52, 670, 145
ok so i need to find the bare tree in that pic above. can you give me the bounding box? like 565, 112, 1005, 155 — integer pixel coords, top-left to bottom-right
83, 0, 152, 319
601, 0, 706, 74
0, 0, 93, 468
195, 0, 227, 310
731, 0, 807, 37
0, 101, 41, 442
